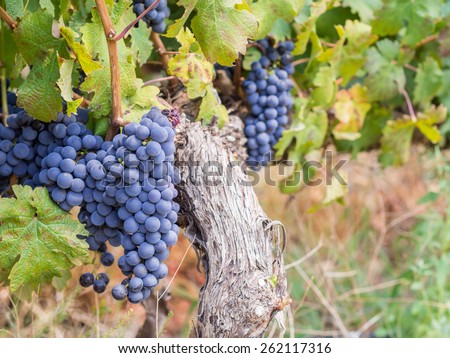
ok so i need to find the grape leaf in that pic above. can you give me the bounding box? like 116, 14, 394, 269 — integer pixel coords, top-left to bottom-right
270, 19, 293, 42
364, 46, 405, 101
17, 51, 63, 121
130, 24, 153, 65
0, 186, 90, 294
168, 28, 214, 99
12, 10, 65, 64
311, 65, 336, 108
80, 56, 136, 118
415, 105, 447, 144
275, 98, 328, 163
166, 0, 258, 66
379, 117, 415, 166
371, 0, 441, 46
122, 80, 162, 122
60, 27, 102, 75
318, 20, 377, 85
414, 57, 443, 108
380, 105, 446, 166
293, 0, 328, 56
5, 0, 24, 19
250, 0, 301, 39
332, 84, 372, 141
197, 86, 229, 128
39, 0, 55, 16
342, 0, 382, 22
57, 58, 75, 102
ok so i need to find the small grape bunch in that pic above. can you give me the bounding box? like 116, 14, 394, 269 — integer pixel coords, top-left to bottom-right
132, 0, 170, 33
79, 272, 110, 294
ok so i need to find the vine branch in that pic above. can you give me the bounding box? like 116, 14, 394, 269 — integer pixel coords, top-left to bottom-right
150, 31, 179, 88
401, 87, 417, 122
143, 75, 176, 87
114, 0, 160, 42
0, 6, 17, 30
95, 0, 123, 141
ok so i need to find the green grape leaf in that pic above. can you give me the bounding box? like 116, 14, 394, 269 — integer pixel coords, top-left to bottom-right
130, 24, 153, 65
414, 57, 443, 108
311, 65, 336, 108
39, 0, 55, 15
80, 2, 129, 64
81, 54, 136, 118
379, 117, 415, 167
0, 186, 90, 295
5, 0, 24, 19
270, 19, 293, 42
318, 20, 377, 85
364, 46, 405, 101
371, 0, 441, 46
167, 0, 258, 66
167, 28, 214, 99
332, 84, 372, 141
197, 86, 229, 128
250, 0, 301, 39
342, 0, 382, 22
293, 0, 328, 56
17, 51, 63, 122
60, 27, 102, 75
122, 80, 162, 122
275, 98, 328, 163
379, 105, 446, 166
12, 10, 65, 64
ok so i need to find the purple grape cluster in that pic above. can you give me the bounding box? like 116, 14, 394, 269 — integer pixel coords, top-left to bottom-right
132, 0, 170, 33
0, 109, 90, 193
243, 39, 295, 169
1, 106, 179, 304
74, 107, 179, 303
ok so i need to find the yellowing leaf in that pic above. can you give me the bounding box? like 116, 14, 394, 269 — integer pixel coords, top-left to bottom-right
333, 84, 372, 141
60, 27, 102, 75
0, 186, 90, 294
168, 28, 214, 99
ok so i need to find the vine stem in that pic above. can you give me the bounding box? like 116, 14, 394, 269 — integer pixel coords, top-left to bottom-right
150, 31, 179, 88
95, 0, 123, 141
114, 0, 160, 41
143, 75, 176, 87
0, 6, 17, 30
401, 87, 417, 122
233, 56, 242, 96
1, 69, 8, 124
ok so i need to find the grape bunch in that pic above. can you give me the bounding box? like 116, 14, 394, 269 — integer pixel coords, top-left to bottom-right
242, 39, 295, 169
0, 79, 23, 115
0, 109, 91, 194
132, 0, 170, 33
1, 105, 179, 303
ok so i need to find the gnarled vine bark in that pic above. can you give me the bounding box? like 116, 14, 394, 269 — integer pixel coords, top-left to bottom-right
173, 120, 290, 338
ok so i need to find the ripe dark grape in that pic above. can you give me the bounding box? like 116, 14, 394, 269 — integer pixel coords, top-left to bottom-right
242, 39, 295, 169
79, 272, 95, 287
112, 284, 128, 300
93, 279, 107, 293
100, 252, 115, 266
132, 0, 170, 33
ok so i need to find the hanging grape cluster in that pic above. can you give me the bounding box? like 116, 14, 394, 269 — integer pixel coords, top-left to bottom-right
132, 0, 170, 33
0, 105, 180, 304
242, 39, 295, 170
